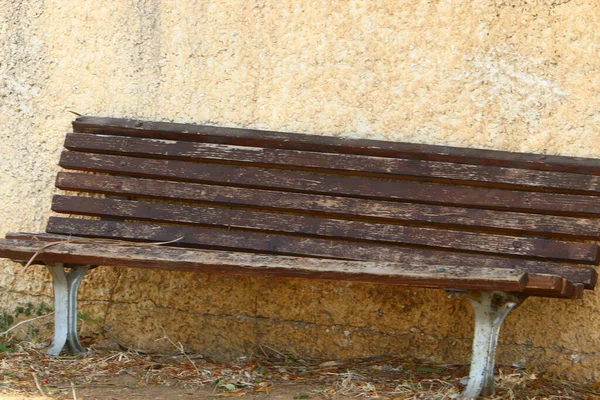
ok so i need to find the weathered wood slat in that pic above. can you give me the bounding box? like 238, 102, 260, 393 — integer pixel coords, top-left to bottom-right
521, 275, 568, 295
523, 279, 583, 299
64, 133, 600, 193
9, 231, 595, 291
569, 283, 585, 299
72, 116, 600, 175
50, 196, 598, 261
6, 233, 580, 298
45, 217, 599, 270
57, 152, 600, 214
55, 172, 600, 237
0, 239, 530, 291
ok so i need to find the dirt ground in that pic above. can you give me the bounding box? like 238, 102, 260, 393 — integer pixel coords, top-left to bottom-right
0, 383, 339, 400
1, 347, 600, 400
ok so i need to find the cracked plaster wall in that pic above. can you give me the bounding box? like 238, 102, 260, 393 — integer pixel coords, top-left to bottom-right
1, 0, 600, 381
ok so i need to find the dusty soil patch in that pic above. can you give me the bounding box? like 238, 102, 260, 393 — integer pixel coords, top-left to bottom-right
1, 347, 599, 399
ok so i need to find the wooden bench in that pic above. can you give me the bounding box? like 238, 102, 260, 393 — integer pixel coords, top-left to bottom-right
1, 116, 599, 399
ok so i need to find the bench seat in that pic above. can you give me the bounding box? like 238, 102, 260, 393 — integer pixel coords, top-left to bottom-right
1, 116, 599, 399
0, 239, 529, 291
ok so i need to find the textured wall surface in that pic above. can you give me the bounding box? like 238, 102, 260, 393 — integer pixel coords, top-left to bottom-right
1, 0, 600, 381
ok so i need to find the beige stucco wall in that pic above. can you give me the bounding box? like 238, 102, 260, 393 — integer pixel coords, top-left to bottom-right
1, 0, 600, 381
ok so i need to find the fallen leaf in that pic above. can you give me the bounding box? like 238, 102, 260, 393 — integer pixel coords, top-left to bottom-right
253, 382, 273, 392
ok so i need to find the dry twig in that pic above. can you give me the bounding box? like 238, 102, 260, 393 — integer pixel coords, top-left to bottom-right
70, 381, 77, 400
20, 235, 185, 273
0, 312, 54, 337
31, 372, 48, 399
157, 327, 202, 377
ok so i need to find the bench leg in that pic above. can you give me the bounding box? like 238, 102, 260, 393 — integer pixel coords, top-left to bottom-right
46, 263, 91, 356
461, 291, 522, 399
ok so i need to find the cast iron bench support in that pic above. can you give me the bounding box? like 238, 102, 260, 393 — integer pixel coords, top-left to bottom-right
46, 263, 91, 356
460, 291, 523, 399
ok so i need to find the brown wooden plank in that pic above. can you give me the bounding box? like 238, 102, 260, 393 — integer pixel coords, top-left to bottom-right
522, 278, 572, 298
57, 152, 600, 215
55, 172, 600, 238
525, 274, 565, 292
569, 283, 585, 299
72, 116, 600, 175
0, 232, 575, 298
0, 239, 530, 291
9, 231, 595, 291
523, 278, 583, 299
45, 217, 599, 269
64, 133, 600, 193
50, 195, 598, 261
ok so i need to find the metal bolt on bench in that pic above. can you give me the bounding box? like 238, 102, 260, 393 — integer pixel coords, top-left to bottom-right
1, 116, 599, 399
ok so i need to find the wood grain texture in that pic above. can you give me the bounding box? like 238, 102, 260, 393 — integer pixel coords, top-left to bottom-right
72, 116, 600, 175
44, 217, 600, 278
0, 239, 531, 291
50, 196, 598, 261
57, 152, 600, 215
55, 172, 600, 238
3, 231, 588, 298
8, 231, 596, 291
63, 132, 600, 192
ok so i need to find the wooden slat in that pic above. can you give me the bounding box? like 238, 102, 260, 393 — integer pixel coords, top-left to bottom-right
64, 133, 600, 193
57, 152, 600, 215
524, 274, 566, 292
8, 232, 593, 294
55, 172, 600, 237
524, 279, 585, 299
522, 277, 574, 298
0, 239, 530, 291
570, 283, 585, 299
45, 217, 600, 272
50, 196, 598, 261
72, 116, 600, 176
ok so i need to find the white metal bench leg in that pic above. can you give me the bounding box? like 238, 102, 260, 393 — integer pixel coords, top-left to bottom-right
46, 263, 91, 356
459, 291, 522, 399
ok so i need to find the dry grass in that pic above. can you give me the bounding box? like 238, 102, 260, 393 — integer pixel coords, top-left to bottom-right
1, 343, 599, 399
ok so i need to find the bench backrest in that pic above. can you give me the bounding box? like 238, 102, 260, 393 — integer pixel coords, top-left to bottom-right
42, 116, 600, 298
